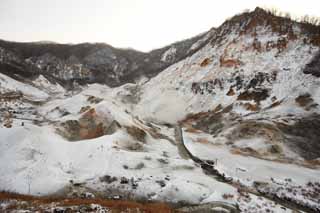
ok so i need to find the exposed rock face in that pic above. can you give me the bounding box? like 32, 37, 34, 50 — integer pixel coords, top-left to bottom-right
228, 121, 284, 143
277, 115, 320, 160
295, 93, 317, 110
237, 89, 269, 103
219, 57, 242, 68
304, 50, 320, 77
58, 108, 120, 141
200, 58, 211, 67
124, 126, 147, 143
0, 28, 215, 88
136, 7, 320, 164
0, 47, 40, 81
1, 8, 320, 211
2, 111, 13, 128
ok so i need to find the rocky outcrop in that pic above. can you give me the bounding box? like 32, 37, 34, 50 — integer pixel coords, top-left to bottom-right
191, 79, 223, 95
219, 57, 242, 68
237, 89, 269, 103
200, 58, 211, 67
304, 50, 320, 77
295, 93, 318, 110
277, 115, 320, 160
57, 108, 120, 141
0, 91, 23, 101
124, 126, 147, 143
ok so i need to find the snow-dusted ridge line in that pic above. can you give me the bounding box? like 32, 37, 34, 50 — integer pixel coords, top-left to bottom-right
1, 8, 320, 212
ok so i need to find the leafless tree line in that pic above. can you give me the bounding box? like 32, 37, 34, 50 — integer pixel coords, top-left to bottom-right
241, 7, 320, 26
263, 7, 320, 26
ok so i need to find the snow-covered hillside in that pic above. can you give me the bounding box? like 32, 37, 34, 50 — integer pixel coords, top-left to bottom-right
136, 9, 320, 123
1, 7, 320, 212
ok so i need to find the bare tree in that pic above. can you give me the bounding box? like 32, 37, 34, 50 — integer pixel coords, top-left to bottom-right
299, 14, 320, 26
261, 6, 320, 26
284, 12, 291, 19
309, 16, 320, 26
301, 15, 310, 24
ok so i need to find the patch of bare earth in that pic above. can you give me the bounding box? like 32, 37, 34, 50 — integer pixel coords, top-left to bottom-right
0, 191, 175, 213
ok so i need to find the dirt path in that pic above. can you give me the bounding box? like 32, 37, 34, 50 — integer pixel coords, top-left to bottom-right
174, 126, 192, 160
174, 125, 240, 212
175, 125, 317, 213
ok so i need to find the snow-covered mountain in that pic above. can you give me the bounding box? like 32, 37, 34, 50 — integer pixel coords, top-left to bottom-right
1, 7, 320, 212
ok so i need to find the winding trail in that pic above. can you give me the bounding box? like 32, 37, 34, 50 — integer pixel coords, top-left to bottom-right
174, 125, 192, 160
174, 126, 232, 182
174, 125, 316, 213
174, 126, 239, 212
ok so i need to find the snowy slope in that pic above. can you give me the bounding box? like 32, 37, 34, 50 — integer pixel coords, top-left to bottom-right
0, 7, 320, 212
0, 83, 302, 212
0, 84, 236, 205
136, 20, 320, 123
0, 73, 49, 101
132, 8, 320, 210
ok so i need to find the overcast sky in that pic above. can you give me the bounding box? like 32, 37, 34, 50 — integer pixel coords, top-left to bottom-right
1, 0, 319, 51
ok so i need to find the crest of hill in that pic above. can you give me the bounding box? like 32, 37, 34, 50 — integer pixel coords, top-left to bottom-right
210, 7, 320, 47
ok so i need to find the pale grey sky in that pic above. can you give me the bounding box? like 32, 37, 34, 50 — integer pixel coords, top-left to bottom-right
1, 0, 319, 51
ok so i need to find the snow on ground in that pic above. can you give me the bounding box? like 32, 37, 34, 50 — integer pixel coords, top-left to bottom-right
134, 88, 190, 123
161, 46, 177, 62
184, 132, 320, 186
0, 73, 48, 101
0, 84, 235, 205
134, 26, 320, 123
0, 124, 297, 211
183, 129, 320, 209
0, 84, 298, 211
237, 193, 294, 213
38, 84, 136, 124
32, 75, 65, 94
0, 123, 234, 204
234, 138, 269, 151
1, 12, 320, 212
202, 192, 294, 213
189, 29, 216, 52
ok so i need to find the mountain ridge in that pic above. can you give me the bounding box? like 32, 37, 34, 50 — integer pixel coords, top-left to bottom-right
1, 7, 320, 212
0, 27, 215, 88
